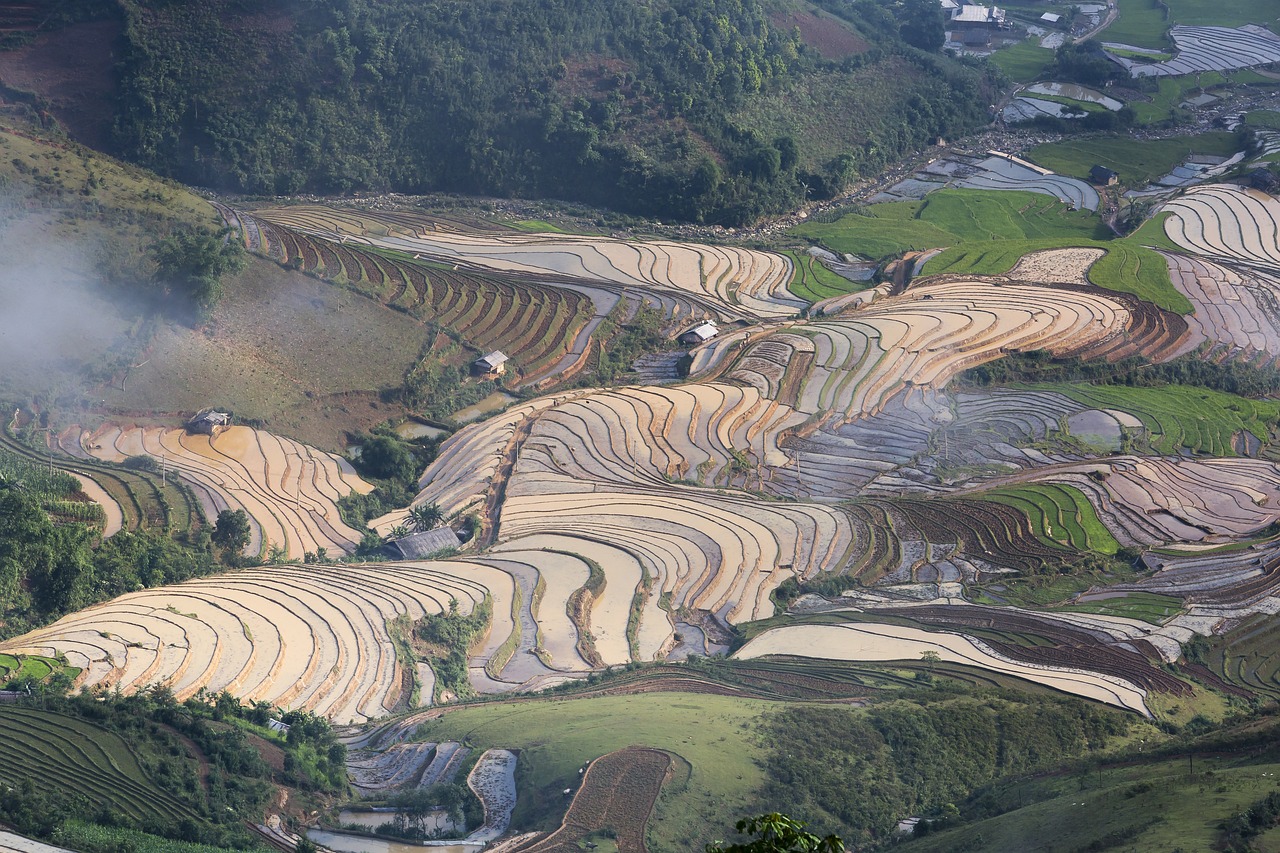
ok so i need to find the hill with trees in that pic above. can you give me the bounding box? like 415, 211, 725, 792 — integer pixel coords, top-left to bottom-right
96, 0, 994, 224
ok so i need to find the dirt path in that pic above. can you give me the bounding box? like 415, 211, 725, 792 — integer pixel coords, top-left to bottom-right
1076, 1, 1119, 43
70, 472, 124, 537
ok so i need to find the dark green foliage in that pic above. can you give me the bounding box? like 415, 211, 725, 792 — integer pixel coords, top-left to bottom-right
708, 813, 844, 853
378, 784, 482, 840
356, 435, 415, 482
1221, 791, 1280, 849
758, 695, 1128, 845
590, 305, 669, 385
962, 349, 1280, 399
106, 0, 993, 224
0, 686, 341, 849
0, 473, 221, 639
149, 226, 246, 317
1047, 43, 1123, 89
415, 598, 493, 698
897, 0, 945, 52
211, 508, 250, 553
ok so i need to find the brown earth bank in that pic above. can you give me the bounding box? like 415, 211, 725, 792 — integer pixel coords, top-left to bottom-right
513, 747, 672, 853
0, 19, 120, 148
110, 259, 425, 451
768, 9, 869, 60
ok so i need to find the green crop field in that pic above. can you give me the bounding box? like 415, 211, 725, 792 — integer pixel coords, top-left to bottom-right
923, 234, 1191, 313
1045, 383, 1280, 456
1105, 0, 1174, 49
1026, 132, 1242, 185
0, 706, 200, 826
413, 692, 776, 852
1164, 0, 1280, 27
1248, 110, 1280, 129
989, 40, 1055, 83
1056, 592, 1183, 624
980, 483, 1120, 554
793, 190, 1107, 259
785, 250, 866, 303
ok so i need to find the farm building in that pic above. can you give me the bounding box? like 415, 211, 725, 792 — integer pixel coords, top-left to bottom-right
1090, 165, 1119, 186
187, 410, 231, 435
950, 5, 1006, 27
473, 350, 509, 377
386, 526, 462, 560
1040, 12, 1061, 23
1250, 167, 1279, 192
680, 321, 719, 346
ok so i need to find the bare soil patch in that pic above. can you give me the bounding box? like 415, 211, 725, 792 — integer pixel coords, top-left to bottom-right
0, 20, 121, 148
769, 10, 869, 60
112, 259, 425, 450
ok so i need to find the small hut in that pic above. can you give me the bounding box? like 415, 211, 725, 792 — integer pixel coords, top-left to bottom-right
385, 527, 462, 560
187, 410, 231, 436
1089, 165, 1119, 186
679, 321, 719, 347
473, 351, 509, 378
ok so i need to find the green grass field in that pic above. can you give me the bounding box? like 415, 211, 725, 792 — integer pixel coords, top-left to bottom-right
1046, 383, 1280, 456
1105, 0, 1173, 49
923, 234, 1191, 313
980, 483, 1121, 554
0, 706, 201, 826
785, 250, 867, 303
793, 190, 1107, 258
1026, 132, 1242, 185
988, 40, 1055, 83
1248, 110, 1280, 130
1163, 0, 1280, 27
413, 692, 775, 853
902, 746, 1280, 852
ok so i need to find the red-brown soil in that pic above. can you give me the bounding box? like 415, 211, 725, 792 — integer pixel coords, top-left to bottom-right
769, 10, 869, 60
515, 748, 672, 853
0, 19, 120, 148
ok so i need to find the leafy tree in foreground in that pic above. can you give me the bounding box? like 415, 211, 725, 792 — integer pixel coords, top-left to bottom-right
211, 508, 251, 554
708, 814, 845, 853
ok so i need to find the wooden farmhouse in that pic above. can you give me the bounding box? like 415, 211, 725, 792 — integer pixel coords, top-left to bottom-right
473, 350, 509, 378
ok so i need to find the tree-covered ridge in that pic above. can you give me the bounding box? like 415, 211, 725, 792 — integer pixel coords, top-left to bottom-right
108, 0, 993, 224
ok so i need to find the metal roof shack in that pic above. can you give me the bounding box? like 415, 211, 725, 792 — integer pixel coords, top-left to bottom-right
187, 410, 231, 435
679, 321, 719, 346
951, 4, 1005, 25
1040, 12, 1061, 22
386, 527, 462, 560
473, 350, 509, 376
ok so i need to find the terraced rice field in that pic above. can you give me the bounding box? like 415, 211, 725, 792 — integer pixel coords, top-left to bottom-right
77, 424, 372, 560
1161, 184, 1280, 269
247, 204, 802, 321
0, 426, 200, 533
1164, 253, 1280, 360
0, 562, 512, 724
733, 622, 1151, 714
1050, 384, 1280, 456
220, 204, 597, 385
0, 706, 199, 825
1115, 26, 1280, 76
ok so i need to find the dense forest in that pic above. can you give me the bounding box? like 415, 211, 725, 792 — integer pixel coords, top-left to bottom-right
103, 0, 995, 224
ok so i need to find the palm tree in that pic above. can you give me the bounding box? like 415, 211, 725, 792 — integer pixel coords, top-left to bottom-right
408, 503, 444, 532
385, 524, 411, 542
